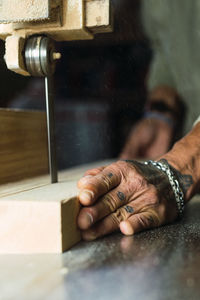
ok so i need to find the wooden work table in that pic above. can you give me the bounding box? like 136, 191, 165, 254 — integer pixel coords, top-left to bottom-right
0, 162, 199, 300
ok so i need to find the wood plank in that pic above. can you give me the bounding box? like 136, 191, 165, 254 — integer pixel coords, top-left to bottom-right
0, 108, 48, 184
0, 161, 112, 254
0, 181, 81, 254
0, 160, 112, 254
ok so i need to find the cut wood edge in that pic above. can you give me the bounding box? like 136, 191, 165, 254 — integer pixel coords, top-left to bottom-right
0, 181, 81, 254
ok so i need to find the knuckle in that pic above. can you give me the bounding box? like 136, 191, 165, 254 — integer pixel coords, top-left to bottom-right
101, 174, 112, 190
104, 163, 118, 174
124, 205, 134, 214
137, 212, 160, 229
102, 194, 118, 212
136, 214, 150, 229
111, 208, 127, 225
148, 210, 162, 226
117, 191, 126, 202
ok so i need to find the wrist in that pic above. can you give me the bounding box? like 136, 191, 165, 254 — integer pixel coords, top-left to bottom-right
158, 123, 200, 202
147, 85, 185, 123
143, 111, 175, 128
144, 159, 185, 216
146, 86, 186, 142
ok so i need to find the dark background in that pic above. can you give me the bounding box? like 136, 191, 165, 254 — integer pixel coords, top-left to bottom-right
0, 0, 152, 169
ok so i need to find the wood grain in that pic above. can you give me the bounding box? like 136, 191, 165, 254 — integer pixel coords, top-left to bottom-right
0, 108, 48, 184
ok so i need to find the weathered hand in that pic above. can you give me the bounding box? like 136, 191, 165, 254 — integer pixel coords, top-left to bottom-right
77, 160, 178, 241
120, 118, 173, 160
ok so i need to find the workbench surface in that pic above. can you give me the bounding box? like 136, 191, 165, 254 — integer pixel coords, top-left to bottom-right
0, 196, 199, 300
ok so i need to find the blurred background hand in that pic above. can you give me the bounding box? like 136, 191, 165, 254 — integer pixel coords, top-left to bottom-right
120, 117, 174, 160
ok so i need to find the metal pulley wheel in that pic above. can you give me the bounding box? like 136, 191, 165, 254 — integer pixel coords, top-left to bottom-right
24, 35, 60, 77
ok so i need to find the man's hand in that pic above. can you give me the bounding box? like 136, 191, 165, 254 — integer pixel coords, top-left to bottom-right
77, 160, 178, 241
77, 117, 200, 242
120, 118, 173, 160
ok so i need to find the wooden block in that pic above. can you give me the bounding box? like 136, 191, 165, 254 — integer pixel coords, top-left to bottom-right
0, 160, 112, 254
0, 109, 48, 184
0, 181, 81, 254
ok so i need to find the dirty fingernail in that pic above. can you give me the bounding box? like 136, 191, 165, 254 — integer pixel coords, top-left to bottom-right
78, 212, 93, 229
86, 213, 93, 225
79, 190, 94, 204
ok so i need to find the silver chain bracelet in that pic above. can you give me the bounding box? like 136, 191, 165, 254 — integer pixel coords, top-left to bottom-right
143, 160, 185, 216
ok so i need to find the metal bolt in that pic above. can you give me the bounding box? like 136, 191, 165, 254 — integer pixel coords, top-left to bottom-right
52, 52, 61, 60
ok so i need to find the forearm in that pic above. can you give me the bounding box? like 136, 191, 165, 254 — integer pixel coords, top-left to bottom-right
159, 122, 200, 202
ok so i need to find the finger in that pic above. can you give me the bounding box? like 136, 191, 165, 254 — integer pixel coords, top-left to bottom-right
78, 186, 129, 230
81, 204, 135, 241
78, 187, 150, 230
83, 166, 106, 177
78, 165, 122, 206
119, 210, 161, 236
